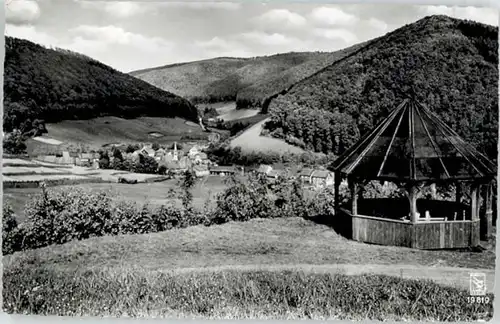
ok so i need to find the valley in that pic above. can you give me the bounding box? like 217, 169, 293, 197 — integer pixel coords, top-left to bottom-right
2, 12, 498, 321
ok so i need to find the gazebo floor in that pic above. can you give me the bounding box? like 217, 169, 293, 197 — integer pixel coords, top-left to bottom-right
336, 199, 479, 250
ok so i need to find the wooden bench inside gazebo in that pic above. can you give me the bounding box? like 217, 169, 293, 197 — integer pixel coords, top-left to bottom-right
332, 98, 496, 250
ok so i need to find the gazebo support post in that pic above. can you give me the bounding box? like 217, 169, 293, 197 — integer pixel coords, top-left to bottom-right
349, 179, 358, 215
456, 182, 462, 219
482, 181, 494, 241
334, 171, 341, 215
407, 184, 422, 224
456, 182, 461, 205
470, 183, 479, 221
470, 182, 481, 247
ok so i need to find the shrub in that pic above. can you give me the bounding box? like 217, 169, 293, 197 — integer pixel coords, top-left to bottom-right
6, 172, 346, 254
158, 165, 167, 175
21, 186, 114, 249
134, 155, 158, 174
2, 203, 23, 255
125, 144, 140, 153
3, 130, 27, 155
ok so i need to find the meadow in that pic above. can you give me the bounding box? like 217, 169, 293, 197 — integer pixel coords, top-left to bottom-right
3, 217, 495, 320
44, 116, 219, 148
230, 118, 305, 154
3, 176, 228, 222
209, 102, 260, 121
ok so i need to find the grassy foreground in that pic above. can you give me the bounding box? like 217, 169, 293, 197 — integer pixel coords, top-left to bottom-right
3, 266, 493, 320
3, 218, 495, 271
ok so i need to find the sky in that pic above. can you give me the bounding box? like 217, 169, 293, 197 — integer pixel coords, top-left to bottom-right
4, 0, 499, 73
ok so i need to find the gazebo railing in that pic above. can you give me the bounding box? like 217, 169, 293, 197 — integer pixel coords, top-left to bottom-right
337, 208, 480, 249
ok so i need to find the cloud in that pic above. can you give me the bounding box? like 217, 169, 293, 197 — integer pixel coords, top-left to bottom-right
76, 1, 241, 18
240, 31, 299, 46
102, 2, 147, 18
196, 36, 233, 50
161, 2, 241, 11
312, 28, 359, 44
5, 24, 58, 46
5, 0, 41, 25
421, 5, 498, 26
310, 7, 359, 27
366, 18, 388, 32
195, 37, 253, 58
69, 25, 172, 52
254, 9, 307, 30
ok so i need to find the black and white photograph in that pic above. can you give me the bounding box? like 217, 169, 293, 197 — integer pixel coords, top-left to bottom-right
2, 0, 498, 321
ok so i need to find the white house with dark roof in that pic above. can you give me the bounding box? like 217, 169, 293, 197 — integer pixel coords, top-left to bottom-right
298, 168, 315, 183
257, 164, 273, 175
310, 170, 335, 188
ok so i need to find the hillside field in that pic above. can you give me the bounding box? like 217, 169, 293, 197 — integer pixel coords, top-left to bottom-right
43, 116, 224, 148
207, 102, 260, 122
230, 118, 304, 154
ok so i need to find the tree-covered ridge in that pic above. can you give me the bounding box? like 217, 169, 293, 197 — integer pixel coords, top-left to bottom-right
131, 51, 339, 104
266, 15, 498, 161
4, 37, 199, 134
236, 41, 371, 110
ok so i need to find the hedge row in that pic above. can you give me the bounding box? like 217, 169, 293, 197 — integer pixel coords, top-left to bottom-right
2, 173, 340, 255
3, 177, 108, 189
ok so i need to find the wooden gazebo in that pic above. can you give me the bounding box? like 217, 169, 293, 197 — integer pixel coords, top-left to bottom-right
332, 98, 496, 249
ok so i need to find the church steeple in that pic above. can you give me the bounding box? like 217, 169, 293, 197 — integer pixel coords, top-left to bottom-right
173, 141, 178, 161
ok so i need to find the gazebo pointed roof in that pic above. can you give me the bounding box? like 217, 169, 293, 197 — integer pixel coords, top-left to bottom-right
332, 98, 496, 182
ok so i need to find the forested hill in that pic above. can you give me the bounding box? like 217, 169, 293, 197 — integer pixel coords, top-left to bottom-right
265, 15, 498, 161
131, 52, 325, 105
130, 46, 367, 108
4, 37, 199, 135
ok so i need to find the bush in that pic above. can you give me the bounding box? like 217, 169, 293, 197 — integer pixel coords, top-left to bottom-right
20, 186, 114, 249
133, 155, 158, 174
2, 203, 23, 255
5, 172, 341, 254
158, 165, 167, 175
125, 144, 140, 153
3, 130, 27, 155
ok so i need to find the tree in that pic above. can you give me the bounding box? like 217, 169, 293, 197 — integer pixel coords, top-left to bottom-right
125, 144, 140, 153
113, 147, 123, 161
134, 154, 158, 174
180, 170, 197, 211
98, 150, 110, 169
3, 130, 27, 155
152, 143, 160, 151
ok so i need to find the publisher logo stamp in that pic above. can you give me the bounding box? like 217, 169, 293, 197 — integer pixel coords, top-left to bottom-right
470, 273, 487, 296
467, 272, 491, 307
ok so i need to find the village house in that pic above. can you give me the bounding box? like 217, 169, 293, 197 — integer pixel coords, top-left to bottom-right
266, 169, 285, 181
155, 148, 166, 159
298, 168, 315, 184
137, 146, 155, 158
193, 165, 210, 177
310, 170, 335, 188
257, 164, 273, 175
188, 145, 200, 158
209, 166, 237, 177
25, 136, 65, 158
76, 152, 94, 166
192, 152, 208, 164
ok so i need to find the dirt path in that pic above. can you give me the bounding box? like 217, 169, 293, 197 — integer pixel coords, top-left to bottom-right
166, 263, 495, 293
